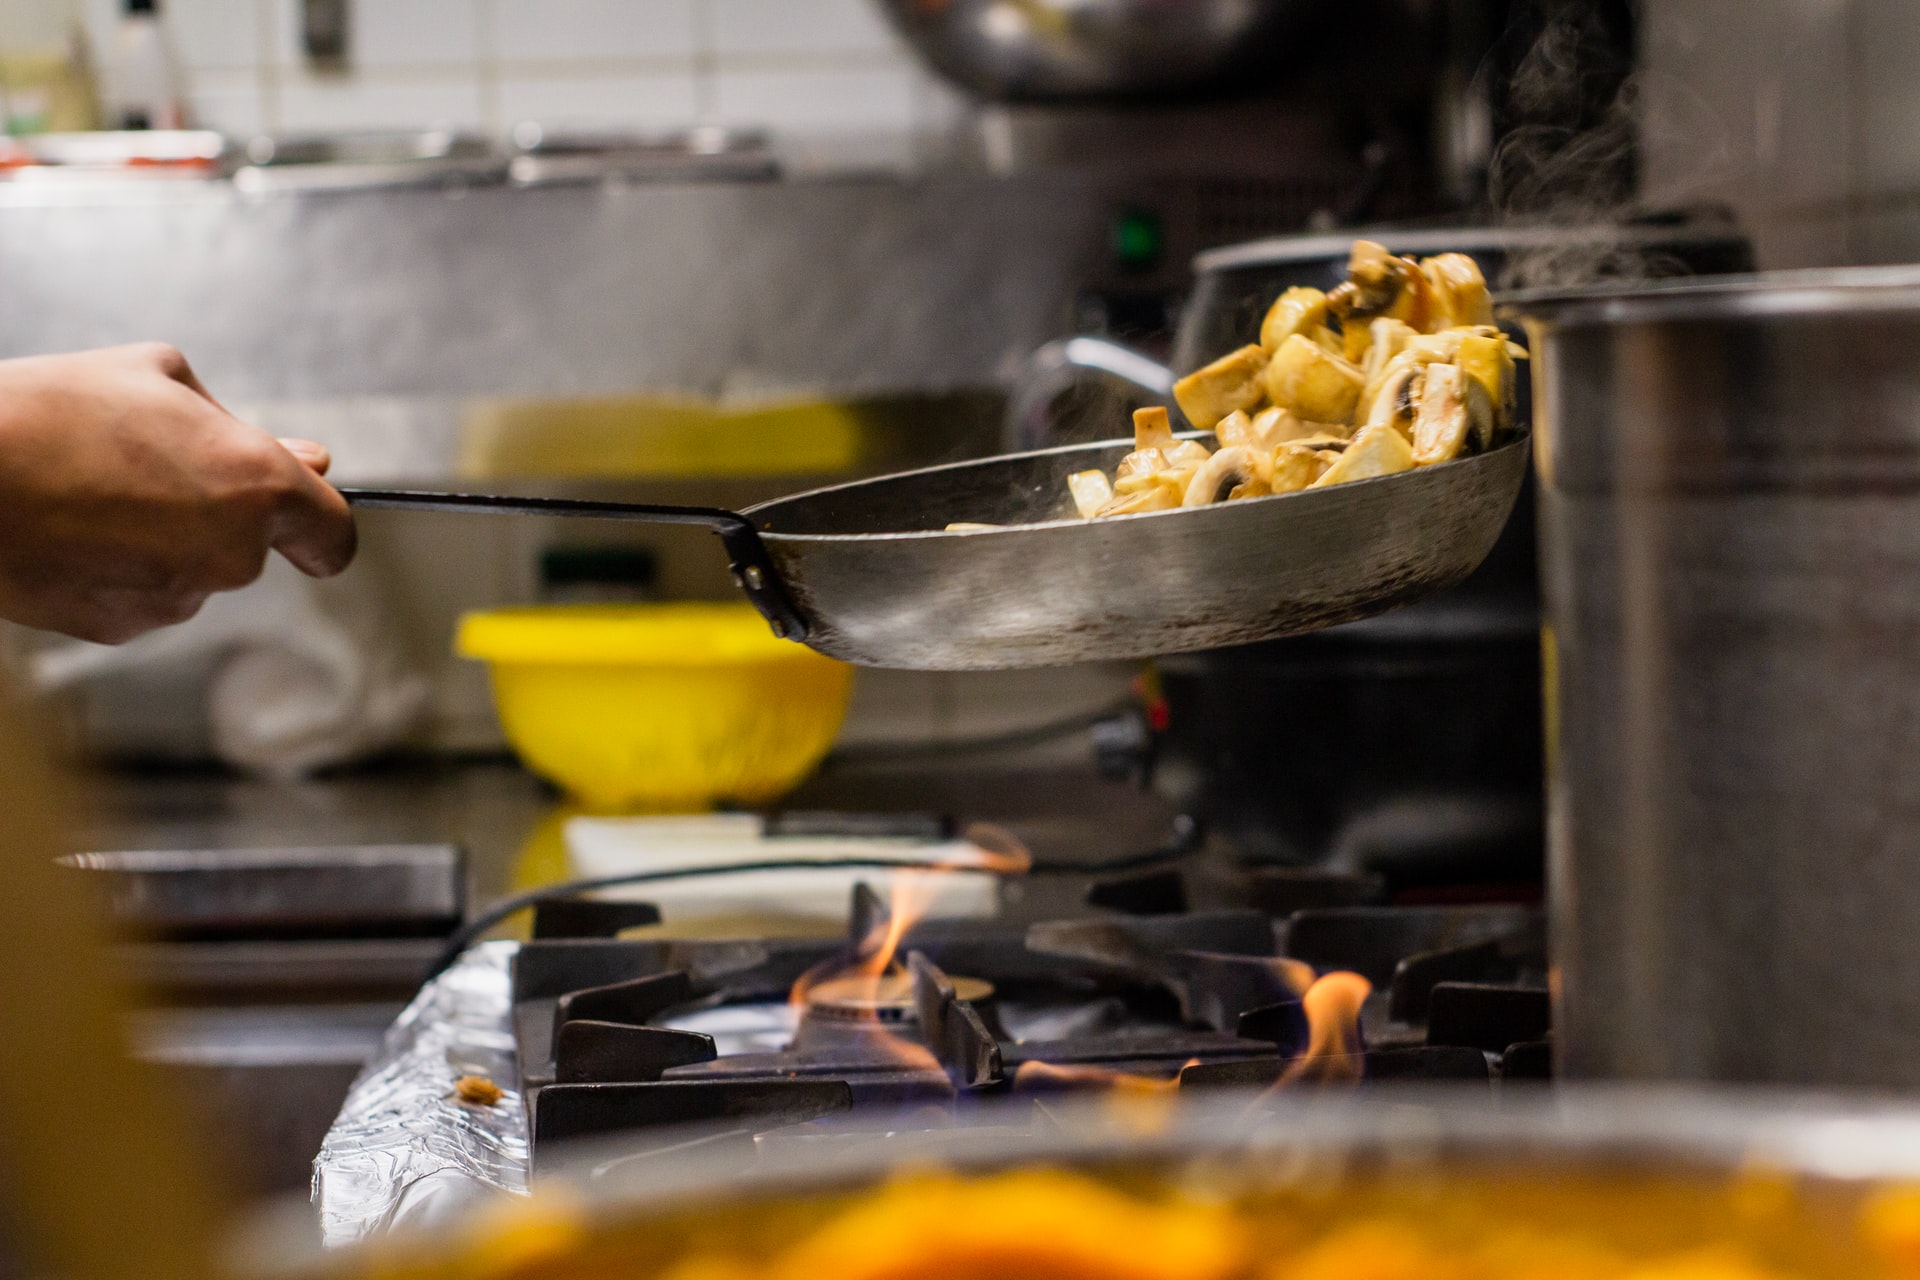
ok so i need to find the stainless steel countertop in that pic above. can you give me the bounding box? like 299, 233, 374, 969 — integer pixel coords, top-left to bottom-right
67, 756, 1189, 911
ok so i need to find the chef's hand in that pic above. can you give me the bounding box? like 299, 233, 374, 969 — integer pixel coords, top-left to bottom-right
0, 343, 356, 644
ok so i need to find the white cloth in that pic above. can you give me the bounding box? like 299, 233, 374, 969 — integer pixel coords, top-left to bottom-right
31, 556, 428, 777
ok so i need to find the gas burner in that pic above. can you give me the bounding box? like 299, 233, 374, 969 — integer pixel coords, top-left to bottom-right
802, 972, 995, 1025
510, 884, 1551, 1165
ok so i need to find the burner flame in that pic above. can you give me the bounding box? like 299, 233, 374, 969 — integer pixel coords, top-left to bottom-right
789, 823, 1028, 1013
785, 874, 960, 1077
790, 872, 946, 1010
1009, 1061, 1186, 1095
958, 822, 1035, 875
1274, 970, 1372, 1087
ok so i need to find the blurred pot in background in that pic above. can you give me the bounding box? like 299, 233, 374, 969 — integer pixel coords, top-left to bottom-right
875, 0, 1315, 102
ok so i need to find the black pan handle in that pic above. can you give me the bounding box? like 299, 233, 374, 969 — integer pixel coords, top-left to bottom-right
336, 487, 811, 642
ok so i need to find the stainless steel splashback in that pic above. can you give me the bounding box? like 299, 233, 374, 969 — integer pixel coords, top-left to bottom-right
0, 174, 1107, 406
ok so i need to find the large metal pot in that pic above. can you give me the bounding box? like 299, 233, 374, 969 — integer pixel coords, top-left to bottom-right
1505, 268, 1920, 1090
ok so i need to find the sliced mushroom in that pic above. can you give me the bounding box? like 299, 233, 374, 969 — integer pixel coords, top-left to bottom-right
1410, 362, 1489, 465
1067, 470, 1114, 519
1359, 318, 1418, 398
1171, 344, 1269, 431
1465, 378, 1496, 453
1181, 447, 1262, 507
1262, 334, 1364, 426
1311, 422, 1416, 488
1358, 331, 1468, 418
1363, 362, 1423, 440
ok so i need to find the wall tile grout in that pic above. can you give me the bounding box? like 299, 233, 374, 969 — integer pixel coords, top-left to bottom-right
255, 0, 280, 132
31, 0, 950, 141
690, 0, 717, 120
473, 0, 500, 136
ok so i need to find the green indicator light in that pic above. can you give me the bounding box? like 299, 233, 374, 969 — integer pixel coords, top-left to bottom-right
1111, 209, 1163, 268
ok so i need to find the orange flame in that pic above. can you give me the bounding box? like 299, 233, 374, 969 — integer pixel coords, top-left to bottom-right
1009, 1061, 1185, 1096
785, 874, 954, 1077
1266, 955, 1318, 1000
790, 874, 946, 1008
787, 829, 1028, 1011
1274, 970, 1371, 1087
958, 822, 1035, 875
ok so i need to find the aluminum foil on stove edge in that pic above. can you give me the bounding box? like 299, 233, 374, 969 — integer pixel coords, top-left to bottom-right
312, 942, 528, 1247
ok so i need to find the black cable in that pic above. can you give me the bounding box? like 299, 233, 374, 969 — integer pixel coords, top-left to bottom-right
427, 816, 1204, 979
428, 855, 1022, 979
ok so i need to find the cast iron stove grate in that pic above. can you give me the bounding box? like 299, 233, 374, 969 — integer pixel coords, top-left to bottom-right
510, 877, 1550, 1162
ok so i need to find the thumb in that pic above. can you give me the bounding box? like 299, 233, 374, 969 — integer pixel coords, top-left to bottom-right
277, 437, 332, 476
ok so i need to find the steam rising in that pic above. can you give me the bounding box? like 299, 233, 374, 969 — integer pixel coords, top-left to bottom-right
1487, 2, 1699, 290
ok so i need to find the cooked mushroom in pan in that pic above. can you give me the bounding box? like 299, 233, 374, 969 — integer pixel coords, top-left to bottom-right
1066, 240, 1525, 520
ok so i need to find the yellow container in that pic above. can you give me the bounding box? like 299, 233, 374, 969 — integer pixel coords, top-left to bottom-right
455, 603, 852, 813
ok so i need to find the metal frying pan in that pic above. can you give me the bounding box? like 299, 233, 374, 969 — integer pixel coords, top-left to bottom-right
338, 434, 1528, 670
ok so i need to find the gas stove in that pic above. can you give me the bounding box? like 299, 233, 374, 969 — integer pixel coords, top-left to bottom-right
509, 866, 1551, 1166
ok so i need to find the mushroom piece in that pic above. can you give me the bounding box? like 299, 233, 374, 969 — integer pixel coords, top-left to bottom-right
1420, 253, 1494, 328
1454, 331, 1516, 443
1067, 470, 1114, 519
1112, 446, 1168, 493
1161, 439, 1214, 469
1171, 345, 1269, 431
1259, 286, 1332, 353
1095, 485, 1180, 517
1132, 405, 1175, 451
1327, 240, 1433, 354
1182, 446, 1262, 507
1262, 334, 1364, 426
1267, 443, 1332, 493
1311, 422, 1416, 488
1213, 409, 1255, 449
1246, 405, 1334, 449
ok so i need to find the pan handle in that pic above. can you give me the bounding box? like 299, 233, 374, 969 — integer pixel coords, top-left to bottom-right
336, 487, 812, 642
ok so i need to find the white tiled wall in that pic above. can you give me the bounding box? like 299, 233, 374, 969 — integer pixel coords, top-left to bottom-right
17, 0, 965, 142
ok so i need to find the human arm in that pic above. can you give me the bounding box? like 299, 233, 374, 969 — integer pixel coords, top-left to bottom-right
0, 343, 356, 643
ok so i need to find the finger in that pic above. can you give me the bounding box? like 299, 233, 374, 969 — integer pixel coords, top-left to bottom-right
278, 437, 332, 476
268, 460, 357, 579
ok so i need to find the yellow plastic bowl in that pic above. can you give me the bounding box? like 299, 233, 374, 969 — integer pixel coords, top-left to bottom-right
455, 603, 852, 812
